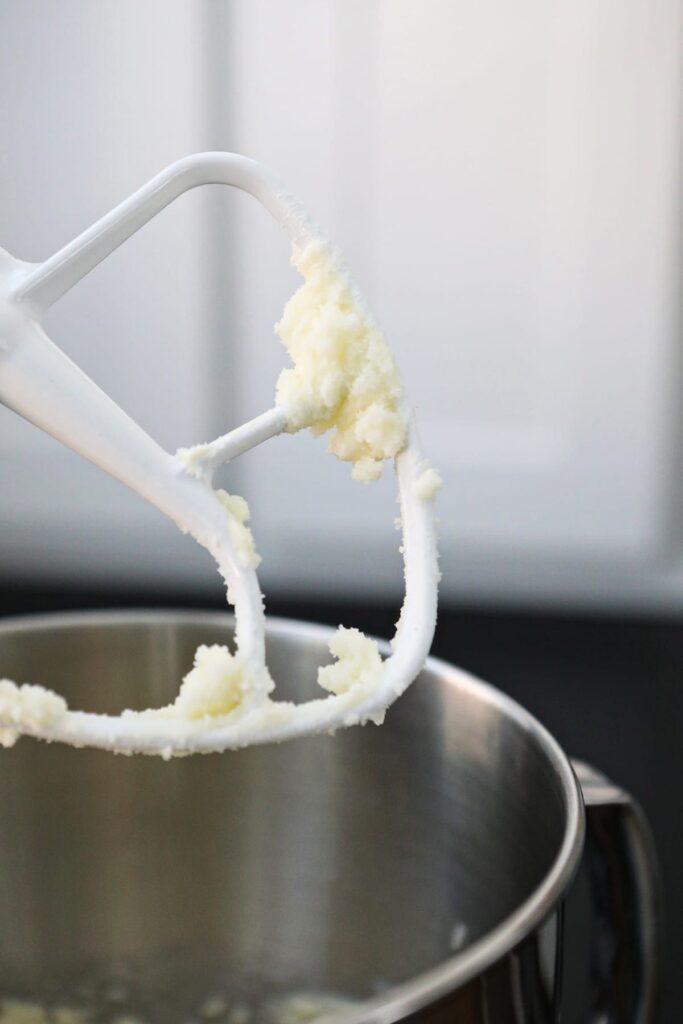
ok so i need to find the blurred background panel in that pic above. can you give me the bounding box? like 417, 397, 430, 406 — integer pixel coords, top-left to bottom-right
233, 0, 683, 611
0, 0, 226, 588
1, 0, 682, 610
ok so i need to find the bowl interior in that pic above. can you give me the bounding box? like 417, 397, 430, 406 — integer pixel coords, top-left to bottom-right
0, 612, 571, 1021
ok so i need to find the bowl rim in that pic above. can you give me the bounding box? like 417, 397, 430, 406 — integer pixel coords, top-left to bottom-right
0, 607, 584, 1022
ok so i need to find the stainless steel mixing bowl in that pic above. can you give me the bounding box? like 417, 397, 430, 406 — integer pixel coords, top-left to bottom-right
0, 611, 659, 1022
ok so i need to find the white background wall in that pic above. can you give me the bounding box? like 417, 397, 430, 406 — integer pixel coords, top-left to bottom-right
1, 0, 682, 611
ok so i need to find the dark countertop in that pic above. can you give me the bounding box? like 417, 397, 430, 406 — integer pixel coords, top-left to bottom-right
0, 584, 680, 1020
